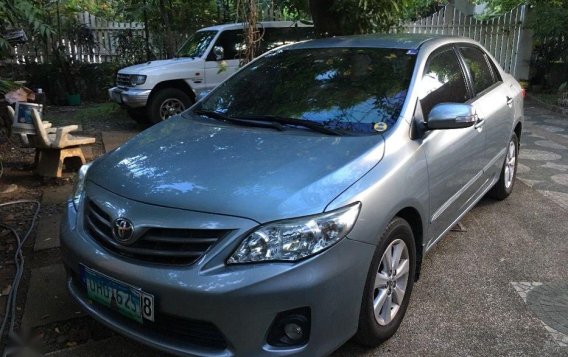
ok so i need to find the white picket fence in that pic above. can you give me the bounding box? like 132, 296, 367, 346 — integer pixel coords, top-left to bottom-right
398, 4, 530, 79
11, 12, 146, 64
76, 12, 146, 63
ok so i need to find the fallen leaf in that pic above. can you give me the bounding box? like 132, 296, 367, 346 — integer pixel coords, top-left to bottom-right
1, 285, 11, 296
65, 341, 77, 347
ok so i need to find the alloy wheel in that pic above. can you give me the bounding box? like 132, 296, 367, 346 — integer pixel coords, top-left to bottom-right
504, 140, 516, 189
373, 239, 410, 326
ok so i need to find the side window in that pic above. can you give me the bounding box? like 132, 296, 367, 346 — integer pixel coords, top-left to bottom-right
459, 46, 498, 95
420, 48, 470, 118
208, 30, 243, 61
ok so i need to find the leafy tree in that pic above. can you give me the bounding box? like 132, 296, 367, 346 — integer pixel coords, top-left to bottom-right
0, 0, 51, 53
307, 0, 445, 37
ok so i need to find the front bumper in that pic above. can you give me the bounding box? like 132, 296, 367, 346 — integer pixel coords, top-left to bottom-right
108, 87, 151, 108
60, 192, 374, 357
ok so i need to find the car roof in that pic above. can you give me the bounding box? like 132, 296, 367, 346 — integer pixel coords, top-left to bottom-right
287, 33, 470, 51
199, 21, 312, 32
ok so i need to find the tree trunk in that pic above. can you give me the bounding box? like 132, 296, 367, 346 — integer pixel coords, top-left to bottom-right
158, 0, 174, 58
309, 0, 342, 37
241, 0, 259, 65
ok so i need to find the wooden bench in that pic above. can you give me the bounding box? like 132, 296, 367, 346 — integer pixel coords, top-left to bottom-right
29, 108, 96, 177
7, 105, 54, 167
8, 105, 96, 177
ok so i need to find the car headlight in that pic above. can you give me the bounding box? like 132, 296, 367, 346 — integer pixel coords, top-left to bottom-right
129, 74, 147, 86
72, 162, 92, 209
227, 202, 361, 264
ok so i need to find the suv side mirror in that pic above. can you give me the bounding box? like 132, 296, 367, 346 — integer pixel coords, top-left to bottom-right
427, 103, 478, 130
213, 46, 224, 61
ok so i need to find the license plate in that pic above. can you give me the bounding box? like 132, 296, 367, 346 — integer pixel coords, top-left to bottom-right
110, 90, 123, 104
81, 265, 154, 323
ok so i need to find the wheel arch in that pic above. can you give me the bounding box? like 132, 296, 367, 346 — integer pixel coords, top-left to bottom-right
149, 80, 196, 103
395, 207, 424, 281
514, 121, 522, 143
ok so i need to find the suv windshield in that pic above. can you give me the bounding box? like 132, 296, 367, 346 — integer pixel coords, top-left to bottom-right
177, 30, 217, 58
198, 47, 416, 134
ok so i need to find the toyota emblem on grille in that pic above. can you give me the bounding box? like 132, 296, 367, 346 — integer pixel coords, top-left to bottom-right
112, 218, 135, 243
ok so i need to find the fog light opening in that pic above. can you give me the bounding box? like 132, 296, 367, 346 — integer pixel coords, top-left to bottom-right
267, 307, 311, 347
284, 322, 304, 341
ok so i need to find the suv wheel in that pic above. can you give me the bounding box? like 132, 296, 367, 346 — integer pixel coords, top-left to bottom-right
355, 217, 416, 346
148, 88, 193, 124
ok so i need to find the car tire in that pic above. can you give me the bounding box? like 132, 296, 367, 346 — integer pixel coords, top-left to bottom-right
126, 108, 149, 125
148, 88, 193, 124
355, 217, 416, 347
488, 133, 519, 200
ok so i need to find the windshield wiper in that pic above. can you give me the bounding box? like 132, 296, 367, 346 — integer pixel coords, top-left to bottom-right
235, 115, 342, 136
193, 109, 285, 131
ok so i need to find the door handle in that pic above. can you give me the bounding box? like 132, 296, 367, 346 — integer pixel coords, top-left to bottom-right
506, 96, 513, 106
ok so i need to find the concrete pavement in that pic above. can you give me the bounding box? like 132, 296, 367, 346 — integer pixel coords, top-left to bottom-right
517, 103, 568, 209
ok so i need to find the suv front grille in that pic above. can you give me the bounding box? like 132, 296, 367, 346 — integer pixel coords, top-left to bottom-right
116, 73, 131, 87
83, 199, 232, 265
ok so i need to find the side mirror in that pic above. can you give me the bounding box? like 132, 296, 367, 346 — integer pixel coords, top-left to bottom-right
213, 46, 224, 61
427, 103, 478, 130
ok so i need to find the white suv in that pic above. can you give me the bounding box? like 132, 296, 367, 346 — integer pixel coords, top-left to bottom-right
109, 21, 313, 124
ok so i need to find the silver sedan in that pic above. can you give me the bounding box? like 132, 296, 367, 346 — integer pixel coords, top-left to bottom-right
61, 34, 523, 356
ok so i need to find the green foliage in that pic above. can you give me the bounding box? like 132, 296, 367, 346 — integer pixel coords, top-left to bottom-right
307, 0, 444, 36
474, 0, 523, 16
0, 79, 18, 96
109, 0, 219, 57
402, 0, 447, 21
0, 0, 52, 55
114, 29, 152, 66
332, 0, 407, 34
528, 0, 568, 39
2, 61, 121, 103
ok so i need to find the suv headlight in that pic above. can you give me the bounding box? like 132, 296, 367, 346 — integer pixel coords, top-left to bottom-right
72, 162, 92, 209
129, 74, 147, 86
227, 202, 361, 264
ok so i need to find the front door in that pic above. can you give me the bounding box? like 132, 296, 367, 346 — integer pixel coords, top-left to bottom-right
204, 30, 242, 91
418, 47, 487, 246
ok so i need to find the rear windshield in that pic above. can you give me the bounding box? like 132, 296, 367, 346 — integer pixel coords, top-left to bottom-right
198, 47, 416, 134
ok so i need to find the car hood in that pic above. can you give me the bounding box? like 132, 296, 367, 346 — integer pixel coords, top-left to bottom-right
118, 57, 201, 75
89, 115, 385, 223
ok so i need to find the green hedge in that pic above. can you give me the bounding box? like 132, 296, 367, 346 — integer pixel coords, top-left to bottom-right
0, 62, 121, 104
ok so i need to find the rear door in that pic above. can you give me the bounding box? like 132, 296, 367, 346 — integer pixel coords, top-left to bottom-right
457, 45, 515, 180
419, 46, 487, 246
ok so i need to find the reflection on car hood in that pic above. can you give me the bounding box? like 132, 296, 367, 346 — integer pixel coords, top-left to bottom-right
89, 115, 385, 223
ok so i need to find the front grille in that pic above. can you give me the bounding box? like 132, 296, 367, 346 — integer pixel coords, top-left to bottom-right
83, 199, 232, 265
70, 271, 228, 349
116, 73, 131, 87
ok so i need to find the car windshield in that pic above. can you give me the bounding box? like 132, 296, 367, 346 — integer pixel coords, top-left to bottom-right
197, 47, 416, 134
177, 30, 217, 58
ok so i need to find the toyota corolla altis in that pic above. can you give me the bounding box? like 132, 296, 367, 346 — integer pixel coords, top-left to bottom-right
61, 34, 523, 356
